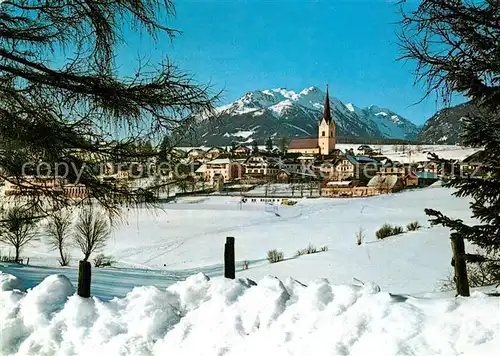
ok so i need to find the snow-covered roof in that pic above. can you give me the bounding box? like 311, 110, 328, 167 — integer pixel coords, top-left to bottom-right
367, 175, 399, 188
326, 181, 355, 186
345, 155, 379, 165
416, 172, 438, 179
206, 158, 232, 165
187, 148, 206, 154
195, 165, 207, 173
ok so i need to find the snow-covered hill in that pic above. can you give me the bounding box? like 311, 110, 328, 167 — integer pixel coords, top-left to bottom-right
182, 87, 421, 146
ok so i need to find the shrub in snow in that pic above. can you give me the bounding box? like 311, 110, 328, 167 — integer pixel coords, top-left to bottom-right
306, 244, 317, 254
296, 244, 328, 256
93, 253, 116, 268
392, 225, 404, 235
376, 224, 394, 239
406, 221, 422, 231
267, 249, 284, 263
295, 244, 317, 256
356, 227, 365, 246
376, 224, 405, 240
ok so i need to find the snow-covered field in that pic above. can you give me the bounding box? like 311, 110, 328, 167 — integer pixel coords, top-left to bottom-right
336, 144, 480, 164
1, 185, 500, 355
1, 186, 478, 295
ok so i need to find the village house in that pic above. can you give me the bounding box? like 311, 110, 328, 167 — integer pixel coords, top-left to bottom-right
279, 158, 302, 174
233, 145, 250, 156
63, 184, 88, 199
416, 160, 439, 174
204, 158, 244, 185
187, 148, 206, 160
288, 86, 336, 155
205, 147, 225, 160
316, 155, 379, 182
321, 180, 380, 198
3, 176, 88, 199
367, 175, 404, 193
357, 145, 373, 156
243, 156, 280, 178
461, 151, 485, 176
416, 171, 439, 187
195, 164, 206, 178
3, 176, 63, 196
376, 162, 418, 187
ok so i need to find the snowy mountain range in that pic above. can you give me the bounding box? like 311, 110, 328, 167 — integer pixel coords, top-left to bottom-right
181, 86, 421, 146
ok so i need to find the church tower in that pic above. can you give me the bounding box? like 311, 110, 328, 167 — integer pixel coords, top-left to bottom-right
318, 85, 336, 155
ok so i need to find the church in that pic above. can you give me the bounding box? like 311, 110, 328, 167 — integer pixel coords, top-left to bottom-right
288, 86, 336, 155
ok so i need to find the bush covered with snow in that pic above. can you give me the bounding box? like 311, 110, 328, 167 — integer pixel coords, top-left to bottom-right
295, 243, 317, 256
295, 244, 328, 256
1, 272, 499, 356
267, 249, 284, 263
93, 253, 116, 268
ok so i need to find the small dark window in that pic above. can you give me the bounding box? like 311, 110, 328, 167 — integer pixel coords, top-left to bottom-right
322, 131, 325, 136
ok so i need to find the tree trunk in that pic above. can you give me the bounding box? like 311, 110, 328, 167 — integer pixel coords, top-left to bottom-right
15, 246, 20, 263
77, 260, 92, 298
59, 246, 67, 266
224, 237, 235, 279
451, 235, 470, 297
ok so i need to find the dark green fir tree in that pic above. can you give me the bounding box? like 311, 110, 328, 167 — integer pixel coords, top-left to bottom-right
398, 0, 500, 296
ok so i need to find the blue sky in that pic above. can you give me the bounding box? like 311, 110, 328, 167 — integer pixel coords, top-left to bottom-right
119, 0, 465, 125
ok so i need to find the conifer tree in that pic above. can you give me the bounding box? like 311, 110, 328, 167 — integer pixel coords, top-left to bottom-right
398, 0, 500, 295
265, 137, 273, 152
252, 140, 259, 155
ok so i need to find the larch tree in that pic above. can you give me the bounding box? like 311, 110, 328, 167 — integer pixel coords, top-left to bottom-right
44, 210, 72, 266
74, 206, 110, 262
0, 0, 219, 216
398, 0, 500, 296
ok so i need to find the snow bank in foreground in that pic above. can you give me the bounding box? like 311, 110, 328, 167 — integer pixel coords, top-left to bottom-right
1, 272, 499, 356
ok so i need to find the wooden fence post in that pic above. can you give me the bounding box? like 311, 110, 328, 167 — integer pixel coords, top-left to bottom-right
224, 237, 235, 279
77, 260, 92, 298
451, 235, 470, 297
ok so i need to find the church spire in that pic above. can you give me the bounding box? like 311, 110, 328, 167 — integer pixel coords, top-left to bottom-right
322, 84, 332, 124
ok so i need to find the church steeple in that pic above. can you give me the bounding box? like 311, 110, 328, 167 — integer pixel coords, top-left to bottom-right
318, 84, 336, 155
322, 84, 332, 124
